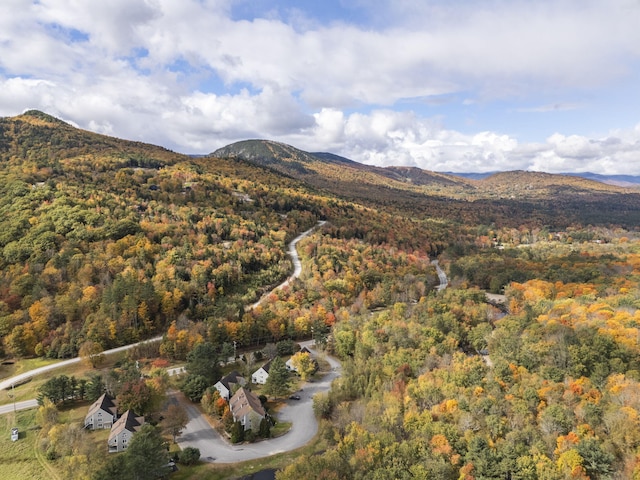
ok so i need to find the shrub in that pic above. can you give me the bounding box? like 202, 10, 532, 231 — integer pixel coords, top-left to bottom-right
259, 417, 271, 438
230, 421, 244, 443
178, 447, 200, 466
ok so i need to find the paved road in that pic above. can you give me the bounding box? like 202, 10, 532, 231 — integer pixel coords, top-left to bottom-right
0, 398, 39, 415
0, 336, 163, 413
176, 342, 341, 463
0, 220, 326, 415
432, 259, 448, 291
248, 221, 326, 310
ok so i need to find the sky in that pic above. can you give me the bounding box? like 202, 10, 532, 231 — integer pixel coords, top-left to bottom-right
1, 0, 640, 174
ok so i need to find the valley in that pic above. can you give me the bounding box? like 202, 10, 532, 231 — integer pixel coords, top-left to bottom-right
1, 111, 640, 479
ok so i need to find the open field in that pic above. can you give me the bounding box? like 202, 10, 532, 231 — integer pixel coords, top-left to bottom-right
0, 351, 129, 406
0, 357, 63, 380
0, 410, 50, 480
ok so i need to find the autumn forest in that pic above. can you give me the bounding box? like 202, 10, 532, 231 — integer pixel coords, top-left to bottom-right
3, 110, 640, 479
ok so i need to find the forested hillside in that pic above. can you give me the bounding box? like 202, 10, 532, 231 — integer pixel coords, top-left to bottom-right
278, 236, 640, 479
0, 111, 449, 360
214, 139, 640, 228
3, 112, 640, 479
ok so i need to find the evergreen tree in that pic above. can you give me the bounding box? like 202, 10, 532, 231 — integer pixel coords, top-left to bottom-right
230, 421, 245, 443
181, 374, 209, 402
259, 417, 271, 438
263, 356, 290, 398
124, 424, 170, 480
186, 342, 221, 384
86, 373, 105, 402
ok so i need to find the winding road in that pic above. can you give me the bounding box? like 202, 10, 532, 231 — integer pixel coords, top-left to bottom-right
432, 259, 448, 291
0, 221, 327, 415
248, 221, 326, 310
176, 220, 337, 463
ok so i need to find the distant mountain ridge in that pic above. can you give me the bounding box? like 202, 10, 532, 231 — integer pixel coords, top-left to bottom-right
446, 171, 640, 187
211, 139, 631, 194
213, 140, 640, 189
2, 111, 639, 230
211, 138, 640, 228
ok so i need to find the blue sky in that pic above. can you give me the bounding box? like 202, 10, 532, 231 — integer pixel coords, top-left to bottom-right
1, 0, 640, 174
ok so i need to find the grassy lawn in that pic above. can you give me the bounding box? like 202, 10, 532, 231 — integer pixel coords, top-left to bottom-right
0, 400, 114, 480
0, 351, 128, 406
0, 357, 63, 381
0, 409, 50, 480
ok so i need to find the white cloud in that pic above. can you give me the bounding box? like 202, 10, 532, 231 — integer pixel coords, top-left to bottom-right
291, 109, 640, 175
0, 0, 639, 174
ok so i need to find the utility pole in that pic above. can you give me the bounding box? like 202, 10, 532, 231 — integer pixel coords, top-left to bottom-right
9, 383, 16, 413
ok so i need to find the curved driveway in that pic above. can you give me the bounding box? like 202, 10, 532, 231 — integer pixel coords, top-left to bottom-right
176, 344, 341, 463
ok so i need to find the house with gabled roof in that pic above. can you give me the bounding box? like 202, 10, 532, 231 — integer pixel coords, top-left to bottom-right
229, 387, 265, 432
108, 410, 144, 453
214, 370, 246, 400
84, 393, 117, 430
285, 346, 316, 372
251, 359, 272, 385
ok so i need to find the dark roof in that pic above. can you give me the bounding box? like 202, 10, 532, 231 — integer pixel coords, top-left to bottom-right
261, 359, 273, 373
108, 410, 144, 441
300, 346, 312, 355
86, 393, 117, 418
219, 370, 244, 390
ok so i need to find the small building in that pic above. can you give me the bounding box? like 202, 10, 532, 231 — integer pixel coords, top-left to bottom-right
285, 346, 315, 372
85, 393, 118, 430
108, 410, 144, 453
229, 387, 265, 432
251, 359, 272, 385
214, 370, 246, 401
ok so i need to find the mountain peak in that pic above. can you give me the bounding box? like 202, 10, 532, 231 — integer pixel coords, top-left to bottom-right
16, 110, 70, 127
212, 139, 317, 164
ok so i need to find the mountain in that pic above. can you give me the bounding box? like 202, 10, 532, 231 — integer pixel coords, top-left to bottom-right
0, 109, 183, 171
6, 112, 640, 479
212, 139, 640, 228
447, 170, 640, 187
563, 172, 640, 187
212, 140, 471, 190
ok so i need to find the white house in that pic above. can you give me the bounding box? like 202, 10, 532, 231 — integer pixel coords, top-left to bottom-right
108, 410, 144, 453
84, 393, 117, 430
229, 387, 265, 432
214, 370, 246, 400
251, 359, 272, 385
